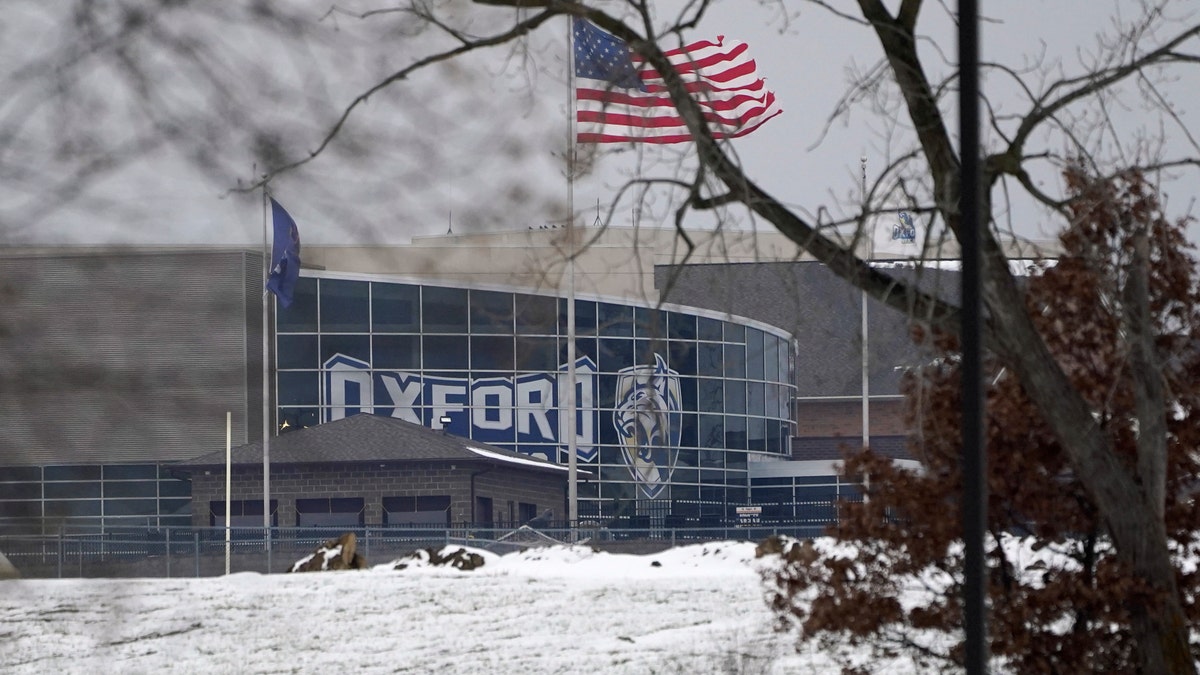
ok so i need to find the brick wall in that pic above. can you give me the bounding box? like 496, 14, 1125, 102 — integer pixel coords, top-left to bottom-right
795, 398, 906, 437
791, 435, 911, 462
189, 460, 566, 527
472, 467, 567, 525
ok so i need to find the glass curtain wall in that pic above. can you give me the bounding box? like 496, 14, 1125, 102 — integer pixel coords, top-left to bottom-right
275, 276, 796, 524
0, 464, 191, 533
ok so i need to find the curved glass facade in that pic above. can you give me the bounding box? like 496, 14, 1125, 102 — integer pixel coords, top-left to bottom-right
275, 275, 795, 522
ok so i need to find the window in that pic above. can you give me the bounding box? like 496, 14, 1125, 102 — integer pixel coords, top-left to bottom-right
103, 464, 158, 480
746, 328, 766, 380
471, 335, 514, 370
44, 465, 100, 481
295, 497, 363, 528
634, 307, 667, 340
279, 408, 319, 431
725, 380, 747, 414
475, 496, 493, 526
679, 412, 699, 448
0, 466, 41, 482
45, 482, 100, 499
383, 495, 451, 526
104, 481, 158, 498
518, 502, 538, 524
598, 338, 634, 372
516, 336, 558, 371
726, 451, 748, 471
748, 382, 765, 416
668, 312, 696, 340
423, 335, 468, 369
697, 316, 723, 341
747, 417, 767, 451
754, 477, 795, 486
560, 299, 599, 336
0, 482, 40, 499
635, 339, 667, 365
278, 335, 318, 369
46, 500, 101, 517
422, 286, 468, 332
762, 503, 794, 520
724, 415, 748, 450
319, 279, 370, 332
515, 294, 557, 335
470, 290, 514, 333
372, 283, 420, 332
320, 334, 370, 364
724, 342, 746, 378
698, 449, 725, 469
373, 335, 420, 369
765, 336, 780, 382
754, 487, 794, 503
278, 371, 320, 406
277, 277, 318, 332
0, 501, 40, 518
698, 342, 723, 377
668, 340, 696, 376
698, 415, 725, 449
596, 303, 633, 337
209, 500, 278, 528
697, 379, 723, 414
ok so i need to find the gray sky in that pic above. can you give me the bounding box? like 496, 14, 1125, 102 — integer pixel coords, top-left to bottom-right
2, 1, 1196, 249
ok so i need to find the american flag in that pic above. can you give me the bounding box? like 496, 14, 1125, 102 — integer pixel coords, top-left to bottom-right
573, 18, 782, 144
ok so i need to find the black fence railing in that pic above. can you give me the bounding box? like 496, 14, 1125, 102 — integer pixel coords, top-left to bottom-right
0, 520, 837, 579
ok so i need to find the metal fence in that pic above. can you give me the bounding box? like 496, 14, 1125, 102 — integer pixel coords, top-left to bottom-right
0, 521, 832, 579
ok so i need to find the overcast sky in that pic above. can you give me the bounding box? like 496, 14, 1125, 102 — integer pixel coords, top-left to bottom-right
2, 1, 1196, 249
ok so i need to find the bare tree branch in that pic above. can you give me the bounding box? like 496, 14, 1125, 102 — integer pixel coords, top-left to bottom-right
1000, 22, 1200, 178
235, 7, 560, 192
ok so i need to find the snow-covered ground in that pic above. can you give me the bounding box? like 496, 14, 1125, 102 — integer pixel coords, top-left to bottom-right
0, 541, 921, 674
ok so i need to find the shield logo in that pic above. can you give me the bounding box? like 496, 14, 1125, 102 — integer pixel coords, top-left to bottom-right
613, 354, 682, 499
893, 211, 917, 242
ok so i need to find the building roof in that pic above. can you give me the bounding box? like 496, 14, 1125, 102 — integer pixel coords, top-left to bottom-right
299, 225, 1056, 304
654, 260, 965, 397
174, 413, 574, 475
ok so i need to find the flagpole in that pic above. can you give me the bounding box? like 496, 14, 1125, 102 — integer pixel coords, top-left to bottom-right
860, 156, 872, 508
225, 411, 231, 575
261, 184, 272, 558
565, 15, 579, 530
861, 155, 870, 454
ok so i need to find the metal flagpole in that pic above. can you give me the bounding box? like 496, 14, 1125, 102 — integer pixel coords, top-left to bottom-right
860, 156, 870, 453
565, 15, 579, 529
860, 156, 871, 502
958, 0, 988, 670
261, 185, 272, 558
225, 411, 231, 575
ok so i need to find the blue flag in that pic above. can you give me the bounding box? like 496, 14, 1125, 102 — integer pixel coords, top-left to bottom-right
266, 198, 301, 308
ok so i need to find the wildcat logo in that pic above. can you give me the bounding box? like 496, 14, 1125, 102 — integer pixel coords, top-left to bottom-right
893, 211, 917, 243
613, 354, 682, 499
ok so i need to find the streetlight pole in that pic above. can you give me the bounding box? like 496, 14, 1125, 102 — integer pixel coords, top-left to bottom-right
958, 1, 988, 671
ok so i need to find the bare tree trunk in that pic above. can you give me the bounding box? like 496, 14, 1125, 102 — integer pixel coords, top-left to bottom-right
1126, 230, 1168, 521
860, 2, 1194, 668
980, 240, 1192, 673
474, 2, 1198, 669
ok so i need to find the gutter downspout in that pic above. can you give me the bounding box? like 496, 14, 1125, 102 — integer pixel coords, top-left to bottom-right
469, 465, 493, 525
